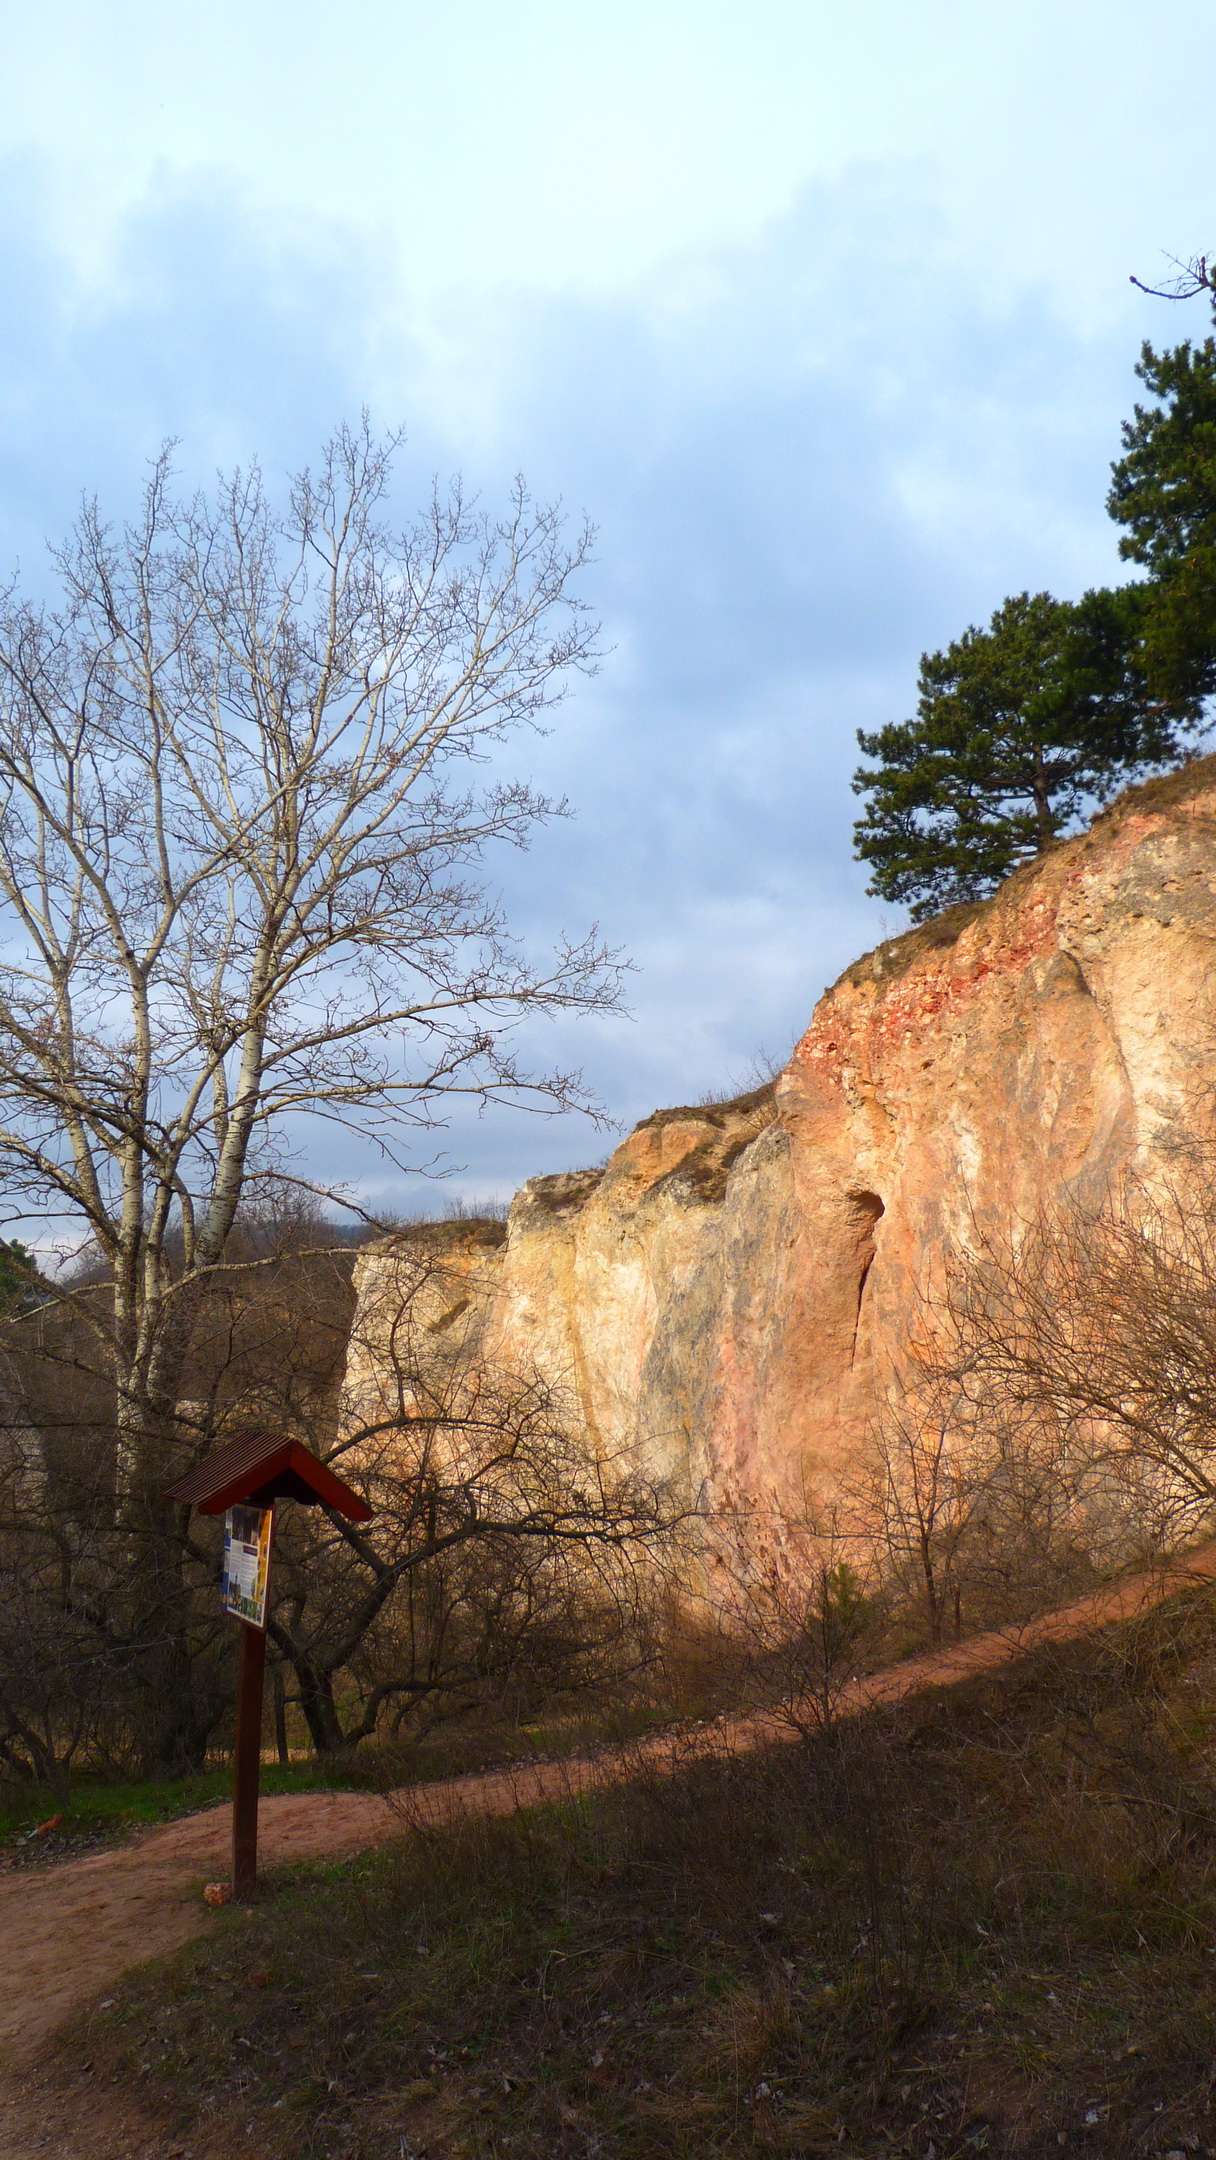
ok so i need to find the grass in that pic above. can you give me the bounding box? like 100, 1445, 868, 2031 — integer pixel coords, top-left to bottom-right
0, 1757, 380, 1860
59, 1583, 1216, 2158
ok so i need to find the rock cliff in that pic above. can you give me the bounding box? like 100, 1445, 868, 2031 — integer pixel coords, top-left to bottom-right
347, 760, 1216, 1524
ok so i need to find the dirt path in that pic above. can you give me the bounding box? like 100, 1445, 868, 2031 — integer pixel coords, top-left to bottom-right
2, 1536, 1214, 2144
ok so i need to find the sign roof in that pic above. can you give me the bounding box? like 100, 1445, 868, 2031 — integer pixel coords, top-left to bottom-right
163, 1430, 374, 1521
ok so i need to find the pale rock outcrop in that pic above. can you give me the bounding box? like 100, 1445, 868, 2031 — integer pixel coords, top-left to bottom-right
347, 760, 1216, 1521
342, 1217, 508, 1439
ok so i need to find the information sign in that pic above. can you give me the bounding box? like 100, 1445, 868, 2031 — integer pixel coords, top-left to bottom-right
221, 1504, 273, 1628
165, 1433, 371, 1898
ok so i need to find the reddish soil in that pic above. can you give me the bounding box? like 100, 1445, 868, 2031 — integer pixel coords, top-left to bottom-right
2, 1539, 1214, 2154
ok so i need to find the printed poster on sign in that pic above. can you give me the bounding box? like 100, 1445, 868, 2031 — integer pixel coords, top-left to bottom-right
221, 1504, 273, 1627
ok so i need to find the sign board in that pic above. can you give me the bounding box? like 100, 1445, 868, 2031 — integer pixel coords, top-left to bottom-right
221, 1504, 273, 1628
165, 1435, 371, 1900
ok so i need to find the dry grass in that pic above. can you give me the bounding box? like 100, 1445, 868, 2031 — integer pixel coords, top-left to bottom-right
52, 1581, 1216, 2157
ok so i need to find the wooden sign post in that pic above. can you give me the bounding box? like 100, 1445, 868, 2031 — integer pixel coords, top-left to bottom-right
165, 1431, 373, 1901
232, 1616, 268, 1896
221, 1501, 275, 1895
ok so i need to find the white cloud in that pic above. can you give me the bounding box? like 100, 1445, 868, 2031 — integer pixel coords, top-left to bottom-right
0, 29, 1211, 1222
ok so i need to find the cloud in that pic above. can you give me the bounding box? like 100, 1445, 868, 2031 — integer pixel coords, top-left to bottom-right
0, 158, 393, 553
0, 153, 1177, 1212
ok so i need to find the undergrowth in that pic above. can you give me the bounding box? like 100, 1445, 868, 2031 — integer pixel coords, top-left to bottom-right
62, 1584, 1216, 2158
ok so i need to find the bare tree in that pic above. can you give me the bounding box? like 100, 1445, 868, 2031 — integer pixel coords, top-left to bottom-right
266, 1351, 675, 1756
256, 1224, 677, 1755
0, 421, 619, 1484
937, 1162, 1216, 1558
857, 1388, 976, 1644
713, 1506, 881, 1735
860, 1135, 1216, 1650
0, 423, 627, 1773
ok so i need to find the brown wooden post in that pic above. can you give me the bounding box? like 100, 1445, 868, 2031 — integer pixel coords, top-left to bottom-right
232, 1618, 267, 1898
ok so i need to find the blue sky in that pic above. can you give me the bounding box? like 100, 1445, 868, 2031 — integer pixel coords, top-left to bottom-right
1, 0, 1213, 1216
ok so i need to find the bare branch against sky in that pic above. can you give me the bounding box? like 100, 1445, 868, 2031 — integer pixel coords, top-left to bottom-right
0, 421, 621, 1461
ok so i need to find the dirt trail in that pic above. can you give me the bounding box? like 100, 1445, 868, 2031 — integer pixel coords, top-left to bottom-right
4, 1538, 1215, 2084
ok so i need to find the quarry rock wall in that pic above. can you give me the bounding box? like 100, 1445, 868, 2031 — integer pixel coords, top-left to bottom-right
348, 762, 1216, 1522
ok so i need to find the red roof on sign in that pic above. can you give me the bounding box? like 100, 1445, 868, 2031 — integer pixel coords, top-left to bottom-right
163, 1430, 373, 1522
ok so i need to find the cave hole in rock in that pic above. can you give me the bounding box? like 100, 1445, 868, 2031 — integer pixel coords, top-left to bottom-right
846, 1189, 885, 1352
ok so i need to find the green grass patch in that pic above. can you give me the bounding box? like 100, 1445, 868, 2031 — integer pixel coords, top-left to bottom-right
0, 1757, 375, 1858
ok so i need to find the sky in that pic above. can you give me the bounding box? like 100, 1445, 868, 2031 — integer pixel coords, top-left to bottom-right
1, 0, 1214, 1221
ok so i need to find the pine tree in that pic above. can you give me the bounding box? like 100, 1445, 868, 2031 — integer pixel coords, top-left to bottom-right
1108, 333, 1216, 707
852, 589, 1191, 923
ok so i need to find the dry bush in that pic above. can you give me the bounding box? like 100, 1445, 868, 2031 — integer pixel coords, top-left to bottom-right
964, 1577, 1216, 1880
850, 1148, 1216, 1651
853, 1356, 1106, 1647
694, 1503, 889, 1735
271, 1308, 681, 1756
938, 1153, 1216, 1556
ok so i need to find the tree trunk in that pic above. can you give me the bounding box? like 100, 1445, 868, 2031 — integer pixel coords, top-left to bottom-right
1032, 739, 1054, 852
273, 1662, 290, 1764
290, 1653, 347, 1755
918, 1531, 943, 1642
115, 1296, 229, 1777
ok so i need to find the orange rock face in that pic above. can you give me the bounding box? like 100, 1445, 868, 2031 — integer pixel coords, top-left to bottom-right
347, 762, 1216, 1527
